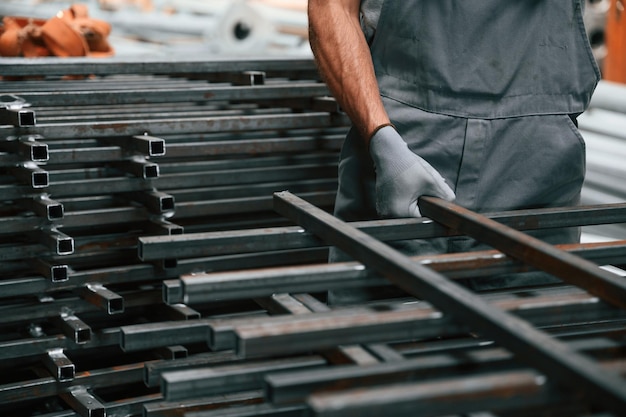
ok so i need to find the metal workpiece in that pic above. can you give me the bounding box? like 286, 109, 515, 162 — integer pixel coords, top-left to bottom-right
13, 82, 331, 107
120, 319, 212, 352
33, 258, 70, 282
173, 240, 626, 305
233, 287, 626, 359
161, 132, 344, 159
144, 350, 240, 388
11, 161, 49, 189
39, 228, 75, 256
6, 112, 347, 141
43, 348, 75, 382
114, 157, 161, 179
60, 386, 110, 417
55, 312, 92, 345
78, 284, 124, 315
0, 58, 625, 417
272, 191, 626, 415
20, 194, 64, 221
0, 95, 36, 127
142, 391, 267, 417
305, 370, 563, 417
100, 134, 166, 157
0, 136, 48, 163
182, 402, 306, 417
0, 56, 320, 78
161, 356, 326, 401
418, 196, 626, 310
138, 202, 626, 261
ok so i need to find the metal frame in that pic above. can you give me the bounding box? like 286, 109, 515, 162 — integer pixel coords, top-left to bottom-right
272, 191, 626, 415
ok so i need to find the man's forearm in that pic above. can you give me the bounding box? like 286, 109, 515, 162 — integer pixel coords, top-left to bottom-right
308, 0, 389, 146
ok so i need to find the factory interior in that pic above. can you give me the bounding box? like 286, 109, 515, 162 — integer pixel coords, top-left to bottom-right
1, 1, 626, 416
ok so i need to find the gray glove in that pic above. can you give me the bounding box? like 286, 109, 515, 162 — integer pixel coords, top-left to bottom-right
369, 125, 456, 218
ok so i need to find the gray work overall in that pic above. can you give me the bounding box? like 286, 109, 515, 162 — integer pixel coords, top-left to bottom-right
330, 0, 600, 301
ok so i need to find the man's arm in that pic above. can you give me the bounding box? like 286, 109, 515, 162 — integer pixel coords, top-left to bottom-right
308, 0, 388, 146
308, 0, 456, 218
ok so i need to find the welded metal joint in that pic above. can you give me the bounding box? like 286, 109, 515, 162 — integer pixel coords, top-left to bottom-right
40, 228, 75, 256
44, 348, 75, 382
57, 309, 92, 344
0, 135, 48, 162
79, 284, 125, 315
24, 194, 64, 221
12, 161, 49, 188
60, 386, 106, 417
0, 94, 36, 127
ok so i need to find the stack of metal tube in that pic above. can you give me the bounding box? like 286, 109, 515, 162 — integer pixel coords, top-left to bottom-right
1, 58, 625, 417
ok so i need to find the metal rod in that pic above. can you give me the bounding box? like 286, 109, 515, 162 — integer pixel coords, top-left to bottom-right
137, 202, 626, 261
419, 196, 626, 310
306, 369, 563, 417
13, 83, 330, 107
0, 56, 319, 77
172, 240, 626, 304
162, 356, 325, 401
233, 289, 625, 357
9, 112, 349, 140
272, 191, 626, 415
266, 330, 626, 405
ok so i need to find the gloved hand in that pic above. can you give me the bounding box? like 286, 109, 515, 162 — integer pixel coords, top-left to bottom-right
369, 125, 456, 218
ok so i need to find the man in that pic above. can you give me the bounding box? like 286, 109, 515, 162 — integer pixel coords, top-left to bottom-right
308, 1, 600, 301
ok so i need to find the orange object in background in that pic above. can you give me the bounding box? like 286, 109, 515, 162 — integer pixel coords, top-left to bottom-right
604, 0, 626, 83
0, 3, 114, 58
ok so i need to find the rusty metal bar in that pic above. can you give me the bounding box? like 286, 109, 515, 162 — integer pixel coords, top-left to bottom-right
0, 56, 319, 77
306, 369, 562, 417
267, 338, 622, 406
142, 391, 265, 417
233, 288, 626, 358
8, 112, 349, 140
272, 191, 626, 415
162, 356, 326, 401
14, 83, 330, 107
137, 202, 626, 261
419, 196, 626, 310
170, 240, 626, 305
145, 351, 240, 388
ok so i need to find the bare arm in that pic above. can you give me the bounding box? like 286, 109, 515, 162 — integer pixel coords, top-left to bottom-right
308, 0, 389, 147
